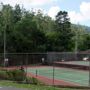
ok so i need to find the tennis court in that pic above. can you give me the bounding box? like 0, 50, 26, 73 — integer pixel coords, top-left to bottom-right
56, 61, 89, 66
26, 66, 89, 86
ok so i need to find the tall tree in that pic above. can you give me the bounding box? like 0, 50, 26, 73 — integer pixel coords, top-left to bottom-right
79, 33, 90, 51
71, 24, 88, 51
33, 10, 55, 33
13, 4, 22, 23
55, 11, 74, 51
14, 12, 46, 52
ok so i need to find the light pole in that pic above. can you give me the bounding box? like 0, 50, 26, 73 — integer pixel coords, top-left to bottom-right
4, 24, 6, 67
75, 31, 78, 61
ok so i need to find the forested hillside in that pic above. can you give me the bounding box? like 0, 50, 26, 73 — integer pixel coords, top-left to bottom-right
0, 4, 90, 53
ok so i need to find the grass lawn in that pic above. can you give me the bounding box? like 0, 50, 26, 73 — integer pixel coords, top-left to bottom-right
0, 80, 88, 90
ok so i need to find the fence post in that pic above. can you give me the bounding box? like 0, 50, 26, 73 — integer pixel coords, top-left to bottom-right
26, 53, 28, 78
89, 58, 90, 86
36, 69, 37, 77
52, 60, 55, 86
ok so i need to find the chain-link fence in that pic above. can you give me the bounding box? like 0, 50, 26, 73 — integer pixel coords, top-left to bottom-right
0, 52, 90, 87
0, 53, 47, 66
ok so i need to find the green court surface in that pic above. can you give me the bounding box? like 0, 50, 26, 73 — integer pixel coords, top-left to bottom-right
26, 67, 89, 86
62, 61, 89, 66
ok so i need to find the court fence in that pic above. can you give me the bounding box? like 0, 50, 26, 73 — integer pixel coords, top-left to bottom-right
0, 52, 90, 87
0, 52, 89, 66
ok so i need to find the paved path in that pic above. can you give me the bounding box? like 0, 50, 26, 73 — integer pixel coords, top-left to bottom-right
0, 87, 30, 90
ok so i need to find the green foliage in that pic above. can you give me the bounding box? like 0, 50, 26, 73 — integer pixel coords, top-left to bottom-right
79, 34, 90, 51
0, 69, 26, 81
55, 11, 74, 51
8, 69, 26, 81
13, 4, 22, 23
0, 69, 42, 85
0, 4, 89, 53
26, 77, 42, 85
71, 24, 90, 51
0, 70, 8, 80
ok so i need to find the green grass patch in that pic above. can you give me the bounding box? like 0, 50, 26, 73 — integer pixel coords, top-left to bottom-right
0, 80, 85, 90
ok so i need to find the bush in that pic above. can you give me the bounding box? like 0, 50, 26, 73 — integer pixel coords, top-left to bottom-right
0, 69, 43, 85
8, 69, 26, 81
0, 68, 26, 82
26, 77, 42, 85
31, 77, 38, 84
0, 70, 8, 80
7, 70, 14, 80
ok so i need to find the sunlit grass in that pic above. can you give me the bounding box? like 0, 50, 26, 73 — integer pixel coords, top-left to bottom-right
0, 80, 83, 90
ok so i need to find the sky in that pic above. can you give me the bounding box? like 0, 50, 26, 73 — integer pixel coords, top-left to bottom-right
0, 0, 90, 26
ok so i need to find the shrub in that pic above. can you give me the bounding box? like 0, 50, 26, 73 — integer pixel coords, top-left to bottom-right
31, 77, 38, 84
7, 70, 14, 80
0, 69, 43, 85
0, 70, 8, 80
9, 69, 26, 81
0, 69, 26, 82
26, 77, 42, 85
